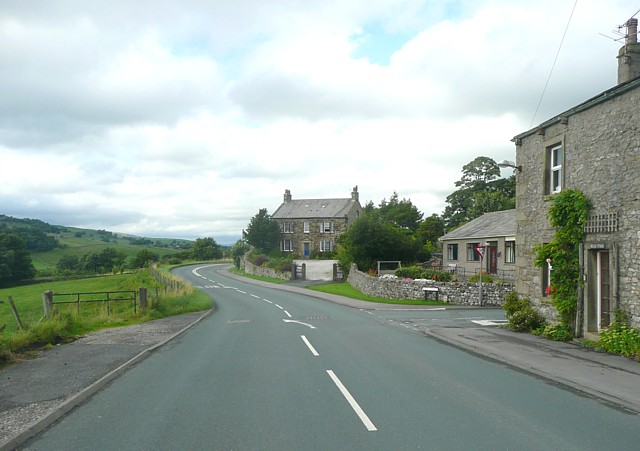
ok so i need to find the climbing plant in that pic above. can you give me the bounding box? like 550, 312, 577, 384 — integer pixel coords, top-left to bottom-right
533, 190, 592, 328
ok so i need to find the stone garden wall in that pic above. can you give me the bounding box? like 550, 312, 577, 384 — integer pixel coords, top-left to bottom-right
241, 258, 293, 281
347, 264, 512, 306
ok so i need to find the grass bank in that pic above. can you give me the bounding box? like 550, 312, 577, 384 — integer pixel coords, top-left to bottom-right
0, 268, 212, 364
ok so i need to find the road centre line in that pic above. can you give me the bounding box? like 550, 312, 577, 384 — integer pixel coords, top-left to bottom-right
300, 335, 319, 356
274, 304, 283, 310
284, 310, 292, 318
262, 298, 273, 304
283, 319, 316, 329
250, 294, 260, 298
326, 370, 377, 432
237, 290, 247, 294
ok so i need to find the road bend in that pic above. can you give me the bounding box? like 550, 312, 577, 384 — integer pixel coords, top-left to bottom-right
25, 264, 640, 450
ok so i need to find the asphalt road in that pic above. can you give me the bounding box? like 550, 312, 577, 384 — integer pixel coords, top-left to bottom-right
25, 264, 640, 450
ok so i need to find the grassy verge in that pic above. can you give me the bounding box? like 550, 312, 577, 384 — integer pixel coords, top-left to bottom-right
307, 282, 447, 305
227, 267, 446, 306
0, 268, 212, 364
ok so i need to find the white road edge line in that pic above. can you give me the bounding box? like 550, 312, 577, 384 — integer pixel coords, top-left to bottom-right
300, 335, 319, 356
284, 310, 292, 318
326, 370, 377, 432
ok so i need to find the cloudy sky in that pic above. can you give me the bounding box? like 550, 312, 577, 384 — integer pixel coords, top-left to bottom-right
1, 1, 637, 244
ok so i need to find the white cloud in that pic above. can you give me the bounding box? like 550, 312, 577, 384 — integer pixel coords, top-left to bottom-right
1, 0, 638, 244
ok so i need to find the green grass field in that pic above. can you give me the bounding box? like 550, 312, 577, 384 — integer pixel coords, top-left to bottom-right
29, 226, 190, 270
0, 269, 212, 359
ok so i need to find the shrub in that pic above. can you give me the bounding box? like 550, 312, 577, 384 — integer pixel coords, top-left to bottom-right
599, 321, 640, 359
503, 291, 546, 332
252, 255, 269, 267
395, 266, 452, 282
508, 306, 546, 332
469, 273, 494, 283
503, 290, 530, 317
536, 324, 573, 341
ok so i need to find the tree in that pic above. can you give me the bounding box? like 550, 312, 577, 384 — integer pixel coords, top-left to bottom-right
443, 156, 515, 230
416, 214, 445, 260
230, 239, 249, 269
130, 249, 159, 269
191, 237, 222, 260
378, 192, 423, 231
81, 247, 126, 274
337, 213, 419, 271
245, 209, 281, 253
56, 254, 81, 274
0, 233, 36, 286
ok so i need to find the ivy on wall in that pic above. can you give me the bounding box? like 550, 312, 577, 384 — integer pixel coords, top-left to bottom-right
533, 189, 592, 327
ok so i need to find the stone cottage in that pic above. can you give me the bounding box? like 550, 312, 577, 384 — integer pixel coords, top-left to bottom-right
512, 18, 640, 338
439, 209, 516, 280
271, 187, 362, 258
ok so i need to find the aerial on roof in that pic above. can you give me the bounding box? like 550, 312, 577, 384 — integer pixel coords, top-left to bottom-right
439, 209, 516, 241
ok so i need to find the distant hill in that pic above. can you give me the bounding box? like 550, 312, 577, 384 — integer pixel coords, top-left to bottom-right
0, 215, 193, 271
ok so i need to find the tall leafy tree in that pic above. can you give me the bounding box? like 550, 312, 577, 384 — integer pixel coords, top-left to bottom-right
245, 208, 281, 253
337, 213, 419, 271
191, 237, 222, 260
0, 233, 36, 286
416, 214, 445, 260
378, 192, 423, 231
443, 156, 515, 230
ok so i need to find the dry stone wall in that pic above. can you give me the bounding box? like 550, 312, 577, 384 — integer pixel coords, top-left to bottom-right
347, 264, 512, 306
241, 258, 293, 280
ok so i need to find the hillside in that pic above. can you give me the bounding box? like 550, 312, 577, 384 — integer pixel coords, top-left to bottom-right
0, 215, 193, 271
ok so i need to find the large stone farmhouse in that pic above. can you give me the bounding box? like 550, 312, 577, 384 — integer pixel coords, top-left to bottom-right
512, 18, 640, 338
271, 187, 362, 258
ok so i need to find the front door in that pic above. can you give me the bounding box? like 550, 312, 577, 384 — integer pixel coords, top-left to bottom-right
486, 243, 498, 274
303, 242, 310, 257
597, 251, 611, 330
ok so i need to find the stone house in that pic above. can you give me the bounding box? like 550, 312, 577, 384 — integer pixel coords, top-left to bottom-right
271, 187, 362, 258
512, 18, 640, 337
439, 209, 516, 280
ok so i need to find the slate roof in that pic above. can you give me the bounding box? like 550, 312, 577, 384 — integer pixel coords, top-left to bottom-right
439, 209, 516, 241
272, 198, 359, 219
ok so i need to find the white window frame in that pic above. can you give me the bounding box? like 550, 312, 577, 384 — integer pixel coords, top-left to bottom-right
550, 144, 562, 194
447, 244, 458, 261
505, 241, 516, 264
283, 222, 294, 233
319, 239, 333, 252
281, 239, 293, 252
303, 221, 310, 233
320, 221, 334, 233
466, 243, 480, 261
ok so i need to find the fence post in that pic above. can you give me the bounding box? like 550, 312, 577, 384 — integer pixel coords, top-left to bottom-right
8, 296, 24, 330
139, 287, 148, 311
43, 290, 53, 319
301, 263, 306, 280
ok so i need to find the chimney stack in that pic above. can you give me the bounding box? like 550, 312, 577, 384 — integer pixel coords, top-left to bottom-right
351, 186, 359, 202
283, 189, 292, 203
617, 18, 640, 84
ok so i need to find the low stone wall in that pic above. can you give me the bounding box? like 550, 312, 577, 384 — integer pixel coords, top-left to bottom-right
347, 264, 512, 306
241, 258, 293, 281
